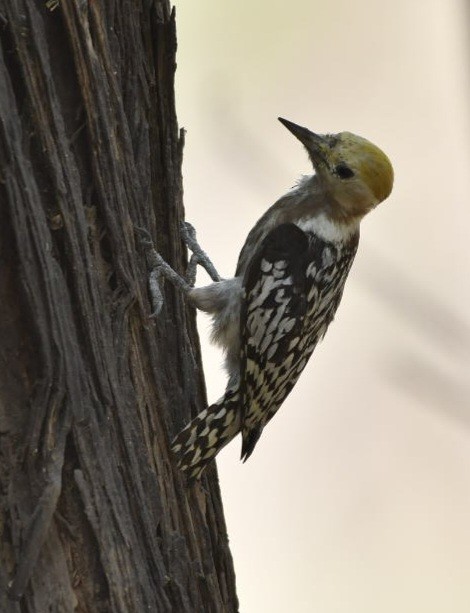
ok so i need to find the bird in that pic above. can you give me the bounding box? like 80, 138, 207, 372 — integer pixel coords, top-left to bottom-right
164, 117, 394, 481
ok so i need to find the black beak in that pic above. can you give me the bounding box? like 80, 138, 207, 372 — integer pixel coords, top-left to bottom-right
278, 117, 328, 166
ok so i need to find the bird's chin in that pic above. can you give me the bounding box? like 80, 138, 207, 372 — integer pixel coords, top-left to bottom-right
328, 184, 378, 220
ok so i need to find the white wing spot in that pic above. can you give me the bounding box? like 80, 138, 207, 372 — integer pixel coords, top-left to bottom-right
261, 259, 273, 272
272, 268, 285, 279
288, 337, 299, 351
214, 407, 227, 419
306, 262, 317, 277
266, 343, 279, 360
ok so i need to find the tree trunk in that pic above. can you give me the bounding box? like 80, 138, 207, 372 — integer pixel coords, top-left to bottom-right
0, 1, 238, 611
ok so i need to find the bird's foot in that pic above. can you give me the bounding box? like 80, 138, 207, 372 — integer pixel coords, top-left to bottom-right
135, 226, 192, 317
180, 222, 222, 285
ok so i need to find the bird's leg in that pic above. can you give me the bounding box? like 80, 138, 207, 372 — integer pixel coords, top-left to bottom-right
135, 223, 221, 317
135, 226, 191, 316
180, 221, 222, 284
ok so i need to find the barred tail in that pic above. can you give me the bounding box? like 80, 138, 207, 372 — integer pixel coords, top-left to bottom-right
171, 390, 241, 481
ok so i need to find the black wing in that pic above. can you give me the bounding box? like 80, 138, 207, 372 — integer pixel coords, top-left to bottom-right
239, 223, 313, 460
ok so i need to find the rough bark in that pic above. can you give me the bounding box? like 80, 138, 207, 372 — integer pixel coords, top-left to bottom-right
0, 1, 238, 611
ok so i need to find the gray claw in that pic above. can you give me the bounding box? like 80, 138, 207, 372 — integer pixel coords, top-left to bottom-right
134, 226, 155, 251
180, 221, 222, 283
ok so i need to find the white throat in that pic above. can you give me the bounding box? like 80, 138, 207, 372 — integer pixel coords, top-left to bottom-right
295, 213, 359, 243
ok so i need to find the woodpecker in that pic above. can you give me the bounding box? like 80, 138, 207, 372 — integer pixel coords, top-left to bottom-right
160, 118, 393, 481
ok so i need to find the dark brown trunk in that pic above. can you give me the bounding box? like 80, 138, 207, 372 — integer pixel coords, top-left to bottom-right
0, 1, 238, 611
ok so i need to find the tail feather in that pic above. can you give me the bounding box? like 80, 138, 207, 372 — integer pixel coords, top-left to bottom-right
171, 390, 241, 481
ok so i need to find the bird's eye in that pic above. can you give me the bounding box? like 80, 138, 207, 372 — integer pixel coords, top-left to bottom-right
335, 163, 355, 179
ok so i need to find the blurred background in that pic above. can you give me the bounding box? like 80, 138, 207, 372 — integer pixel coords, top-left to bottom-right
176, 1, 470, 611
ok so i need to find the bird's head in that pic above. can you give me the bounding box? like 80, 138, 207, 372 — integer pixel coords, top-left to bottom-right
279, 118, 394, 221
